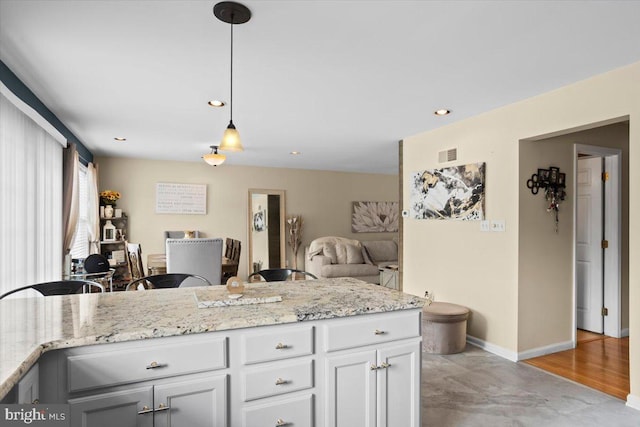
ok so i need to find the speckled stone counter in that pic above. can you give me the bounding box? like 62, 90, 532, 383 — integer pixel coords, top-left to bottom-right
0, 278, 423, 399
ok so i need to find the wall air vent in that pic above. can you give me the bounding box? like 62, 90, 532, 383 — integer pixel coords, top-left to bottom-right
438, 148, 457, 163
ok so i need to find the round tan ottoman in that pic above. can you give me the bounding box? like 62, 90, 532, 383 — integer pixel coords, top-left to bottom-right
422, 302, 470, 354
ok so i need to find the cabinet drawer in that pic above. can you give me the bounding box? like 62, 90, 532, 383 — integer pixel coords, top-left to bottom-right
67, 337, 227, 392
324, 310, 420, 352
242, 325, 314, 365
243, 394, 314, 427
242, 359, 314, 402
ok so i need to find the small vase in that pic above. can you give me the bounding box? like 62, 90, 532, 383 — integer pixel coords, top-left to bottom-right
104, 205, 114, 219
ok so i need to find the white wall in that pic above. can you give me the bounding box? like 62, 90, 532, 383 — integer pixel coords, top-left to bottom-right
97, 157, 398, 278
402, 62, 639, 402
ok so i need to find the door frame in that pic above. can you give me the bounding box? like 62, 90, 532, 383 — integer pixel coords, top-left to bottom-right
573, 144, 622, 338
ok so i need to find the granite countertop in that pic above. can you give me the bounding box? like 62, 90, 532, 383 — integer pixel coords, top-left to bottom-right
0, 277, 423, 399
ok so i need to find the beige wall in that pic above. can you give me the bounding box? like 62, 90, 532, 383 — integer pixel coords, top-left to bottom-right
97, 157, 398, 278
518, 123, 629, 352
402, 62, 639, 401
518, 139, 575, 351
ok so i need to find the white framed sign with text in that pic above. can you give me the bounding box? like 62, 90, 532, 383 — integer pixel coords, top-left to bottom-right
156, 183, 207, 214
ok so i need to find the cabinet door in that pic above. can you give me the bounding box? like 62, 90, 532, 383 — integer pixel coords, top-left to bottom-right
17, 363, 39, 404
68, 386, 153, 427
326, 349, 376, 427
154, 374, 227, 427
377, 342, 421, 427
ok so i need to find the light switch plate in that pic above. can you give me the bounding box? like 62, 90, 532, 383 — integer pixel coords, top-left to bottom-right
480, 220, 490, 232
491, 220, 506, 232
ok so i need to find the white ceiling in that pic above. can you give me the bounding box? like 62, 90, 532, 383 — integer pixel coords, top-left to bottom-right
1, 1, 640, 175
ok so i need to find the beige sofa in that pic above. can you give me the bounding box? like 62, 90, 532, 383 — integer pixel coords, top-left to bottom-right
304, 236, 398, 284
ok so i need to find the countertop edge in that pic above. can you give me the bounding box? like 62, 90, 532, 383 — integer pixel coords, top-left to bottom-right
1, 302, 423, 400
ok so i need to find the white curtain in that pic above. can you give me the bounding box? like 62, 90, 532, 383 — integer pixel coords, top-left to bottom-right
62, 144, 79, 272
0, 90, 65, 296
87, 162, 100, 254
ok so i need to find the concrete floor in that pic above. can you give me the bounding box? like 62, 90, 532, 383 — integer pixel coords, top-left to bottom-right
422, 344, 639, 426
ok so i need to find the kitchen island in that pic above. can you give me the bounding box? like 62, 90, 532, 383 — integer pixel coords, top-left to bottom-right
0, 277, 424, 426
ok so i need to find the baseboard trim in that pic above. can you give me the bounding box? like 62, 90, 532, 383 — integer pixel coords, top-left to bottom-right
517, 340, 574, 361
466, 336, 575, 362
626, 394, 640, 411
621, 328, 630, 338
466, 335, 518, 362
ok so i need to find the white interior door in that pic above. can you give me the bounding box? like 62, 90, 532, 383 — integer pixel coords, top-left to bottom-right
576, 157, 603, 333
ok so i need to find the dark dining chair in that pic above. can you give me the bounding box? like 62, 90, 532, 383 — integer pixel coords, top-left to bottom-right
0, 280, 105, 300
222, 238, 241, 282
126, 273, 211, 291
247, 269, 317, 282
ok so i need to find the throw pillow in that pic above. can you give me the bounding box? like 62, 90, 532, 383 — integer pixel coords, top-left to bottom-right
335, 243, 348, 264
361, 246, 374, 265
323, 242, 338, 264
345, 243, 364, 264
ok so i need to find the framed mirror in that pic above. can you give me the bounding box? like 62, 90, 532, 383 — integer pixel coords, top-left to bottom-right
248, 189, 286, 274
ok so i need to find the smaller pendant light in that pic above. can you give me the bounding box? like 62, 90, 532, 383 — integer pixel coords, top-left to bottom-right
203, 145, 226, 166
214, 2, 251, 152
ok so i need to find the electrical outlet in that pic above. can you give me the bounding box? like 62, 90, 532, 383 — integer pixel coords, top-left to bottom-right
480, 220, 490, 232
491, 220, 506, 232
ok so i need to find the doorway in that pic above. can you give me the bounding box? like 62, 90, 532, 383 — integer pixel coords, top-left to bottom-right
574, 144, 622, 338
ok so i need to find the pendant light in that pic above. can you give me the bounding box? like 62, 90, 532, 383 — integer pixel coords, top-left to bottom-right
203, 145, 226, 166
214, 1, 251, 152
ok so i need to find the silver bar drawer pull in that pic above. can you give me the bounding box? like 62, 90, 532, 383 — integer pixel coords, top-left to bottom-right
374, 329, 386, 335
380, 362, 391, 369
275, 342, 289, 349
370, 363, 379, 371
146, 361, 167, 370
137, 406, 153, 415
154, 403, 171, 412
275, 377, 288, 385
276, 418, 290, 426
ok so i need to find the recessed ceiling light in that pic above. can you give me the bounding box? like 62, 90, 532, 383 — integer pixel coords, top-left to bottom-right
290, 151, 301, 155
208, 100, 225, 107
434, 109, 451, 116
114, 137, 127, 141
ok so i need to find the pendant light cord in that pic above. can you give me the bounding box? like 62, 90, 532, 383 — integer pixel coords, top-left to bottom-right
230, 14, 234, 124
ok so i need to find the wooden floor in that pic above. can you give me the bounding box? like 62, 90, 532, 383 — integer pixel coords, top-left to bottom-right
524, 330, 630, 400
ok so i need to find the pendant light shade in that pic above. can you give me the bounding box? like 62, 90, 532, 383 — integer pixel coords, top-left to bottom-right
214, 2, 250, 153
219, 121, 243, 152
203, 145, 226, 166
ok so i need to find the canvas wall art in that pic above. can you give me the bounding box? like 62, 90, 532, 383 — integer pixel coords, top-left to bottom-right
352, 201, 399, 232
410, 162, 485, 220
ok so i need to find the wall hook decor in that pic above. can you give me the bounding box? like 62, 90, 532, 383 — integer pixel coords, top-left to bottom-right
526, 166, 566, 232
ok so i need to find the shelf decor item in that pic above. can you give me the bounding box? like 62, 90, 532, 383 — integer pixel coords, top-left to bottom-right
103, 205, 114, 219
286, 215, 303, 269
103, 220, 116, 242
99, 189, 121, 207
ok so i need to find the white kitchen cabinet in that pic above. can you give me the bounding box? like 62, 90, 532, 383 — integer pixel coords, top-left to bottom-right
153, 374, 227, 427
242, 394, 314, 427
324, 311, 421, 427
63, 334, 229, 427
17, 363, 39, 404
238, 324, 317, 426
377, 342, 421, 427
69, 386, 154, 427
326, 349, 377, 427
68, 375, 227, 427
36, 308, 421, 427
